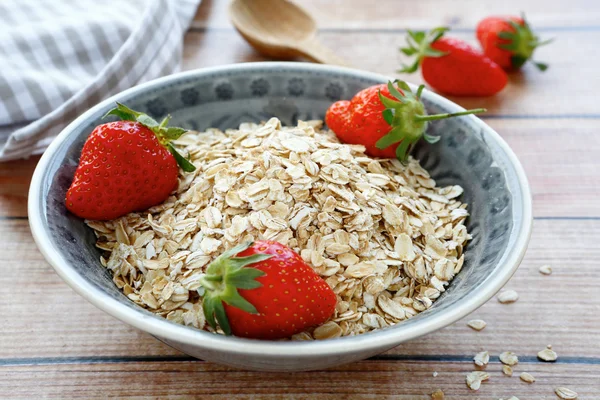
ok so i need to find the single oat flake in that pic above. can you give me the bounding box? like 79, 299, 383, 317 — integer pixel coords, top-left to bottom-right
555, 387, 578, 399
497, 290, 519, 304
431, 389, 444, 400
466, 371, 489, 390
502, 365, 513, 377
473, 351, 490, 367
499, 351, 519, 366
538, 347, 558, 362
519, 372, 535, 383
467, 319, 487, 331
86, 118, 470, 339
539, 265, 552, 275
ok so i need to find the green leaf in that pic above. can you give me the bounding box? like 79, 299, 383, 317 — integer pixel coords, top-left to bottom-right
378, 91, 401, 109
375, 127, 404, 149
387, 81, 406, 101
430, 26, 450, 42
533, 38, 554, 47
423, 48, 447, 58
497, 31, 515, 40
167, 143, 196, 172
228, 273, 264, 290
219, 241, 254, 260
162, 127, 188, 140
213, 300, 231, 335
394, 80, 412, 94
222, 290, 258, 314
400, 47, 417, 56
398, 59, 421, 74
395, 139, 412, 163
382, 109, 394, 126
230, 254, 272, 270
103, 108, 134, 121
203, 296, 218, 330
498, 42, 519, 51
533, 61, 549, 71
508, 20, 522, 32
416, 84, 425, 99
408, 30, 426, 44
136, 114, 159, 128
423, 133, 441, 144
159, 115, 171, 130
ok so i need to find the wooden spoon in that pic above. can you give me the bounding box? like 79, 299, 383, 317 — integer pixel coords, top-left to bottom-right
229, 0, 348, 66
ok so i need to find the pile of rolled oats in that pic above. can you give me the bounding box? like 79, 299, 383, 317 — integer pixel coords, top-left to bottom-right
87, 117, 470, 339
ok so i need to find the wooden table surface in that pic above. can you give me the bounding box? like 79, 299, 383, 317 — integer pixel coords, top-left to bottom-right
2, 0, 599, 398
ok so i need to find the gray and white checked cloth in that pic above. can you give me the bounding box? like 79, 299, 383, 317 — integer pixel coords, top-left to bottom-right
0, 0, 201, 161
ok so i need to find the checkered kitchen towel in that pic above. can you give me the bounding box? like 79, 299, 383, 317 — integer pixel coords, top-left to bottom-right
0, 0, 201, 161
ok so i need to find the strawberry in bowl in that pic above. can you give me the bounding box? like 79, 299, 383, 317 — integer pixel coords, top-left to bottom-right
65, 103, 195, 221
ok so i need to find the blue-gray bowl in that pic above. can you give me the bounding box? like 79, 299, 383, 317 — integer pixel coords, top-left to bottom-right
29, 62, 532, 371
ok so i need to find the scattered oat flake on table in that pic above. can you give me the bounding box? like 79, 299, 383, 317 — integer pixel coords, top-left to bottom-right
502, 365, 513, 377
555, 387, 578, 399
499, 351, 519, 366
538, 347, 558, 362
520, 372, 535, 383
539, 265, 552, 275
474, 351, 490, 367
466, 371, 489, 390
467, 319, 487, 331
431, 389, 444, 400
497, 290, 519, 303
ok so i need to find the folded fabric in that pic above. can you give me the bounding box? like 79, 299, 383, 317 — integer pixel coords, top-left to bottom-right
0, 0, 201, 161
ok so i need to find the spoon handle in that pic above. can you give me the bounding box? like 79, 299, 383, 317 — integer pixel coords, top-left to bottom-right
296, 37, 349, 66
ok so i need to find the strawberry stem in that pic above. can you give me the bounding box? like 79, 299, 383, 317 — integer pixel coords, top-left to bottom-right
375, 80, 486, 162
398, 27, 450, 74
414, 108, 486, 122
497, 13, 552, 71
104, 103, 196, 172
199, 241, 271, 336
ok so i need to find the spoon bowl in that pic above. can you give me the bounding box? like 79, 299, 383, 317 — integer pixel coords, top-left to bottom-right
229, 0, 348, 65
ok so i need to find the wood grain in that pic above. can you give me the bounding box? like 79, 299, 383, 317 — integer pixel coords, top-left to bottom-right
2, 219, 599, 360
1, 361, 596, 399
193, 0, 600, 30
2, 0, 600, 397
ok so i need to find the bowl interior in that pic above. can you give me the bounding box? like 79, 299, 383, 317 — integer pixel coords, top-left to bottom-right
38, 63, 525, 344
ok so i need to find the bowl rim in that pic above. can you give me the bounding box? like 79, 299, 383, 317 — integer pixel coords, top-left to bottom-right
28, 62, 532, 358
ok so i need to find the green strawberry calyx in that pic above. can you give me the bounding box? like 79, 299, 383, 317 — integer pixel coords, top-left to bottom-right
376, 80, 486, 162
398, 27, 450, 74
199, 241, 272, 336
497, 13, 552, 71
103, 103, 196, 172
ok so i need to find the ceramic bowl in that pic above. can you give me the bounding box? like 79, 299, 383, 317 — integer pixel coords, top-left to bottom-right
29, 62, 532, 371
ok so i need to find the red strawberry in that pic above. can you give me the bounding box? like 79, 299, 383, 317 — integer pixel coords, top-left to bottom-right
399, 27, 508, 96
200, 241, 337, 340
477, 14, 551, 71
326, 80, 485, 161
65, 103, 195, 221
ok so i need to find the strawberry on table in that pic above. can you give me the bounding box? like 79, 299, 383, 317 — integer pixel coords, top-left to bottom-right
200, 241, 337, 340
326, 80, 485, 161
477, 14, 551, 71
399, 27, 508, 96
65, 103, 195, 221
